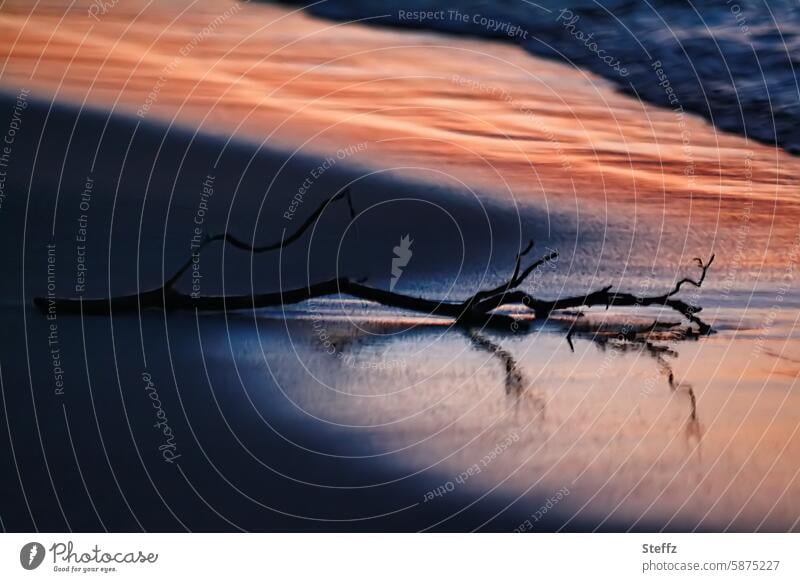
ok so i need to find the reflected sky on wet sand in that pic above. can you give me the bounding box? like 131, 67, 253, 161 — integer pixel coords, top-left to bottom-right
215, 299, 800, 531
1, 0, 798, 531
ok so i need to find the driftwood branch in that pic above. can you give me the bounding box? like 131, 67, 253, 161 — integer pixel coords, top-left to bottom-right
471, 255, 715, 334
162, 186, 356, 292
34, 185, 715, 334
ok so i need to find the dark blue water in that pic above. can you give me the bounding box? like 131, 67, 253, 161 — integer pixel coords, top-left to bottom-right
272, 0, 800, 154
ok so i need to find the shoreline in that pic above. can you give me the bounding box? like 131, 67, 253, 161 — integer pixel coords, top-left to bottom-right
1, 0, 799, 533
1, 0, 797, 285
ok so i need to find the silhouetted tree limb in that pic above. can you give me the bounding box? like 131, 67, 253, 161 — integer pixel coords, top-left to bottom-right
34, 186, 715, 334
34, 186, 355, 312
162, 186, 356, 291
472, 255, 715, 334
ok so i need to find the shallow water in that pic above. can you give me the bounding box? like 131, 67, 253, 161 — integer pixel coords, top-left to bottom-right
2, 0, 797, 271
279, 0, 800, 153
0, 0, 798, 532
231, 297, 800, 531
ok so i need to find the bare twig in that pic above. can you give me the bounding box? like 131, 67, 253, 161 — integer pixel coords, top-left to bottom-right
162, 186, 355, 292
34, 201, 715, 335
472, 255, 715, 334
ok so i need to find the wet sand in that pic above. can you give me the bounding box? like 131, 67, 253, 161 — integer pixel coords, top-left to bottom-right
1, 0, 799, 275
0, 0, 799, 531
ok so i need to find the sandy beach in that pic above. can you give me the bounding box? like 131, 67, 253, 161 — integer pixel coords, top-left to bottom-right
0, 0, 798, 532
